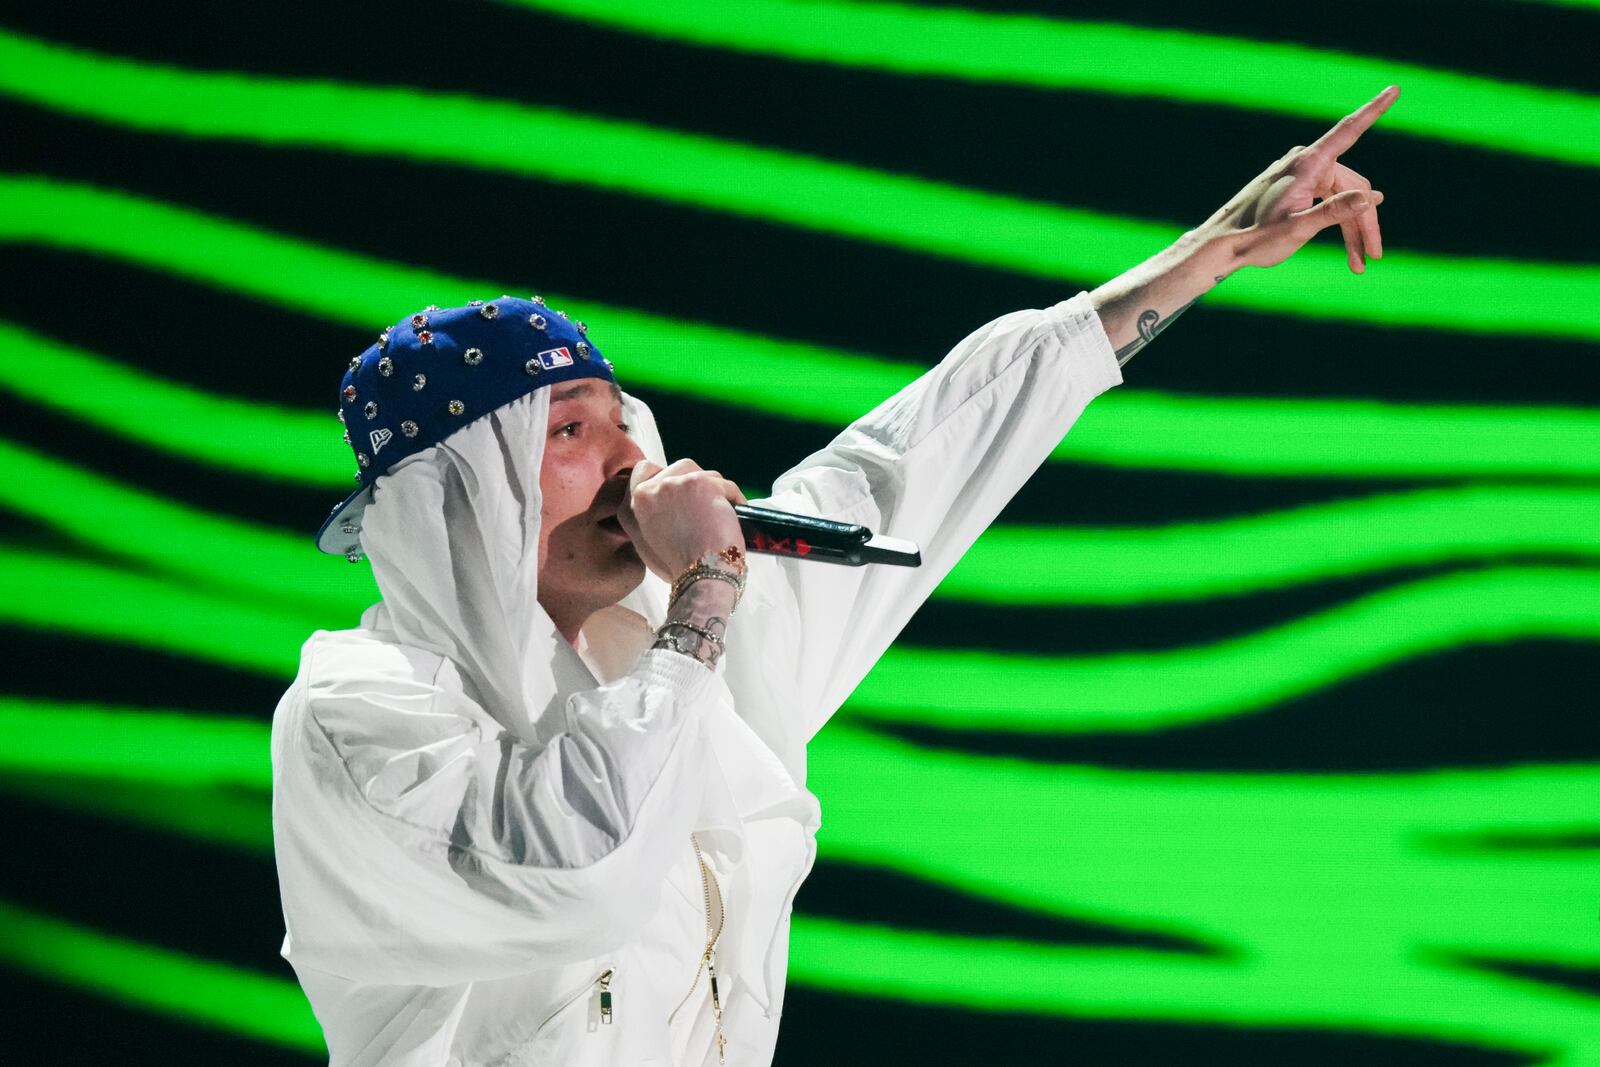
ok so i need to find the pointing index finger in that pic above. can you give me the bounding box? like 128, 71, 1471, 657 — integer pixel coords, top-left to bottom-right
1304, 86, 1400, 165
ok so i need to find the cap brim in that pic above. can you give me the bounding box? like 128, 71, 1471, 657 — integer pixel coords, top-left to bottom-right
315, 482, 376, 557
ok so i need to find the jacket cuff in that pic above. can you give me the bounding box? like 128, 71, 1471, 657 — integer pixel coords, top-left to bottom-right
1046, 291, 1123, 397
631, 646, 727, 708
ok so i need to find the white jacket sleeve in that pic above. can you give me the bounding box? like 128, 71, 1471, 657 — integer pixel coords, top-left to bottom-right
756, 292, 1121, 742
272, 644, 721, 986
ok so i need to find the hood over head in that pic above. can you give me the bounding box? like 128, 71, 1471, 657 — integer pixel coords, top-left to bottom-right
314, 297, 668, 743
356, 385, 671, 745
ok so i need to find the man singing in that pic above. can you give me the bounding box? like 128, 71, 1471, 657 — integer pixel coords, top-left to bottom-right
271, 87, 1398, 1066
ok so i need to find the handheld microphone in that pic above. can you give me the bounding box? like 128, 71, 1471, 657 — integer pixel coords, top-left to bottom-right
733, 504, 921, 567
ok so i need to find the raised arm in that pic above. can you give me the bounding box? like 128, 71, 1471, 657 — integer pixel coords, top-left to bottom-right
756, 86, 1399, 741
753, 292, 1122, 743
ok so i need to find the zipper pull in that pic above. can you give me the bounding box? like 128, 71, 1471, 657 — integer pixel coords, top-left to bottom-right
708, 957, 726, 1064
597, 968, 614, 1025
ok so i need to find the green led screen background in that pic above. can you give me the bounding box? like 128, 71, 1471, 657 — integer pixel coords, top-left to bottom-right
2, 0, 1597, 1063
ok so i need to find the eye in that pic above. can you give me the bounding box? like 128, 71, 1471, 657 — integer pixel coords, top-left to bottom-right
617, 422, 631, 434
555, 421, 581, 438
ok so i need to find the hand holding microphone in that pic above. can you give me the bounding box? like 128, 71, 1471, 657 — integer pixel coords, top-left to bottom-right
616, 459, 748, 584
618, 459, 921, 573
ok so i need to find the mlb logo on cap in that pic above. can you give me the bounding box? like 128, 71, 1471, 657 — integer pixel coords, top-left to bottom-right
536, 346, 574, 370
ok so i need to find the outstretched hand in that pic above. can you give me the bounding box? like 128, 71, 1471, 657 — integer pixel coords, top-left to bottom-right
1198, 86, 1399, 275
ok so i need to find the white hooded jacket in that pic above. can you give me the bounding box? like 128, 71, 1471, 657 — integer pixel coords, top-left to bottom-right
270, 292, 1122, 1066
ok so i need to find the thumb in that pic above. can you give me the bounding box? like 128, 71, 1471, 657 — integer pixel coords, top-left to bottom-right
627, 459, 663, 493
1291, 189, 1374, 235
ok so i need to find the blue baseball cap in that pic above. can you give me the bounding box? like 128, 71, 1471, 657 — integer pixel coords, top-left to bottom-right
316, 296, 617, 560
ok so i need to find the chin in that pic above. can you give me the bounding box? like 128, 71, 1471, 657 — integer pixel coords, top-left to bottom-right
600, 543, 648, 594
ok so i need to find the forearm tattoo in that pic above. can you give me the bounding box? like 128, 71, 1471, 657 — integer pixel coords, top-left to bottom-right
1112, 277, 1225, 367
652, 579, 734, 668
1114, 299, 1194, 367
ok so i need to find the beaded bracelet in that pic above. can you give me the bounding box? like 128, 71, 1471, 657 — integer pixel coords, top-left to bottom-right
670, 564, 744, 608
669, 547, 747, 611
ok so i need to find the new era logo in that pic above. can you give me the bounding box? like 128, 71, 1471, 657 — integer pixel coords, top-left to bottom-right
370, 427, 394, 454
536, 346, 574, 370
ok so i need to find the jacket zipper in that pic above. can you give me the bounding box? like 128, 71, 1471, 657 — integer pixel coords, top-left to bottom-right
597, 967, 614, 1025
536, 966, 615, 1033
670, 832, 728, 1063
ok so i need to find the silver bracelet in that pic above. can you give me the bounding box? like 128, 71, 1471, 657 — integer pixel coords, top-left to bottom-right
658, 620, 724, 648
653, 620, 725, 664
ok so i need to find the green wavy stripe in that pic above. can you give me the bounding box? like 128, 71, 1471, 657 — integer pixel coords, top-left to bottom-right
0, 436, 375, 615
0, 697, 271, 789
799, 725, 1600, 1048
0, 700, 275, 856
6, 547, 1596, 732
807, 726, 1600, 946
0, 548, 309, 677
0, 898, 323, 1053
4, 706, 1595, 1051
10, 705, 1596, 975
0, 701, 271, 858
0, 193, 923, 472
944, 484, 1600, 605
504, 0, 1600, 170
787, 915, 1587, 1056
2, 769, 276, 857
0, 322, 348, 485
850, 565, 1600, 732
8, 434, 1600, 611
10, 702, 1597, 976
3, 33, 1600, 338
4, 197, 1600, 481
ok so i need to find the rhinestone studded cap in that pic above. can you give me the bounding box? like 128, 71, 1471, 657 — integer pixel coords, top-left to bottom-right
316, 296, 618, 558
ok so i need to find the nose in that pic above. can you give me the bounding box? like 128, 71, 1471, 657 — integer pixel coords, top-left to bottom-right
607, 423, 646, 478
